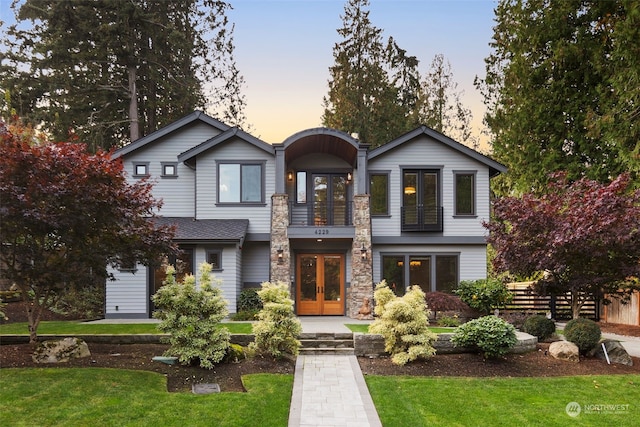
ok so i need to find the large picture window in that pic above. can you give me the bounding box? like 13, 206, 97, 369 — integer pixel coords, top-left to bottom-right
369, 172, 389, 215
218, 162, 264, 203
381, 254, 459, 295
454, 172, 476, 216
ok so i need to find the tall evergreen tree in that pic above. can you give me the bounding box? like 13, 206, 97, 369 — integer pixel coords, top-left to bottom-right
0, 0, 249, 151
418, 54, 477, 149
322, 0, 408, 148
478, 0, 638, 196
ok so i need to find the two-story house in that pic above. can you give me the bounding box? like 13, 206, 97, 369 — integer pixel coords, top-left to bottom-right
106, 111, 506, 319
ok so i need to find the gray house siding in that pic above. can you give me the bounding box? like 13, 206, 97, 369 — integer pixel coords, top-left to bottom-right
105, 264, 148, 318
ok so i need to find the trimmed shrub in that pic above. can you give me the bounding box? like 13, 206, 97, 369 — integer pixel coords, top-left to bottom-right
451, 315, 518, 359
250, 281, 302, 358
152, 262, 230, 369
454, 278, 513, 315
369, 280, 437, 366
563, 318, 601, 354
522, 315, 556, 341
438, 314, 461, 327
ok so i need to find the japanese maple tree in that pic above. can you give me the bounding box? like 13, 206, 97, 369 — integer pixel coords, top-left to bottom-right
0, 119, 175, 342
485, 172, 640, 319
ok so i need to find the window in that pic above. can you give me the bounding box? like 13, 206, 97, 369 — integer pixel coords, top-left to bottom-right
296, 171, 307, 203
162, 162, 178, 177
454, 172, 476, 216
118, 258, 138, 273
133, 162, 149, 177
369, 172, 389, 215
218, 162, 264, 204
206, 250, 222, 271
381, 254, 459, 295
402, 169, 442, 231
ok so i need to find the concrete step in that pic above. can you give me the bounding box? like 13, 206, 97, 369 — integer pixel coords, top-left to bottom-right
299, 339, 354, 349
299, 347, 355, 356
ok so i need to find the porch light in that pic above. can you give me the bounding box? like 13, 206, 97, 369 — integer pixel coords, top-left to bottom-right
277, 247, 284, 264
347, 171, 352, 182
287, 171, 294, 182
404, 186, 416, 195
360, 244, 367, 260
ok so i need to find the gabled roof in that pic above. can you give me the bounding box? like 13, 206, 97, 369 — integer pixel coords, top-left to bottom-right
368, 125, 507, 177
113, 111, 230, 158
178, 126, 274, 166
154, 217, 249, 243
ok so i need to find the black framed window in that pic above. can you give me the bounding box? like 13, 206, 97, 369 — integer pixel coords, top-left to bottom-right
454, 172, 476, 216
369, 172, 389, 216
402, 169, 442, 231
162, 162, 178, 178
218, 162, 264, 204
206, 250, 222, 271
133, 162, 149, 177
381, 253, 459, 295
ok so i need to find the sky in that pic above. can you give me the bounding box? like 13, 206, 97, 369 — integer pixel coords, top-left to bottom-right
0, 0, 498, 146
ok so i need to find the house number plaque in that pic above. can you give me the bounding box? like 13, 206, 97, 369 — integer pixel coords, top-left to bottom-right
314, 229, 330, 235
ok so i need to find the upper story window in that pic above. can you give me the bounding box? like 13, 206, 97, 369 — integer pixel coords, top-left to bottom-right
133, 162, 149, 177
296, 171, 307, 203
218, 161, 264, 204
401, 168, 442, 231
369, 172, 389, 216
161, 162, 178, 178
454, 171, 476, 216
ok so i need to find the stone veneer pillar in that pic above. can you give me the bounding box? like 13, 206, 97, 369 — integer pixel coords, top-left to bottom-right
348, 194, 374, 318
270, 193, 291, 285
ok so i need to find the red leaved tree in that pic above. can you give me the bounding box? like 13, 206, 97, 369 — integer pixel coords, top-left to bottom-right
0, 119, 176, 342
485, 172, 640, 319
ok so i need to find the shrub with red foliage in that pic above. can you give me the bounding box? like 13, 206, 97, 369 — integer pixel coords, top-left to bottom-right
425, 292, 470, 319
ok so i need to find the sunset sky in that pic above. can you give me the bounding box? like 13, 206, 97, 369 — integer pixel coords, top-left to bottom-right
1, 0, 498, 146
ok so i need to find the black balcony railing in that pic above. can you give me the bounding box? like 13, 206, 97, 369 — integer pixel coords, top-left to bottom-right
401, 206, 443, 231
289, 201, 353, 226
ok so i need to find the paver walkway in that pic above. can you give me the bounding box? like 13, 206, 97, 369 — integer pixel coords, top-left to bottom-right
288, 354, 382, 427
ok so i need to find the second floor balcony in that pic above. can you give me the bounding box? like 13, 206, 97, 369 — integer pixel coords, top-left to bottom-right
289, 201, 354, 227
401, 206, 443, 232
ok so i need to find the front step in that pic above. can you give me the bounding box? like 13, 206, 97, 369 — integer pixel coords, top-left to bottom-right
298, 332, 355, 355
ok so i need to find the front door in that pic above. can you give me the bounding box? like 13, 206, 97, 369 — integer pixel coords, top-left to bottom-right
296, 254, 344, 315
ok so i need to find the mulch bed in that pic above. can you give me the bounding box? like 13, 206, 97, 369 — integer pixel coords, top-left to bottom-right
2, 301, 640, 393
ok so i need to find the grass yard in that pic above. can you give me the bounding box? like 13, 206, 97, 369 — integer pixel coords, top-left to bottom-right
0, 369, 292, 427
0, 321, 253, 335
366, 374, 640, 426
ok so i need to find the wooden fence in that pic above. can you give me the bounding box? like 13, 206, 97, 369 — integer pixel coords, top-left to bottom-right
602, 291, 640, 326
503, 282, 600, 321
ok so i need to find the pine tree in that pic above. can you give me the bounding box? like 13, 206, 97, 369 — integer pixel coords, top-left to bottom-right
0, 0, 249, 150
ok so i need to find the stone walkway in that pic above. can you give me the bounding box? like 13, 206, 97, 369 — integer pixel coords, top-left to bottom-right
288, 354, 382, 427
288, 317, 381, 427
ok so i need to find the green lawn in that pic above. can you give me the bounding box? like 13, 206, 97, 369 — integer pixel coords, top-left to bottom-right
0, 321, 253, 335
0, 368, 292, 427
366, 374, 640, 426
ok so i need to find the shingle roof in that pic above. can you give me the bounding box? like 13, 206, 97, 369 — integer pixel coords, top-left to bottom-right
154, 217, 249, 242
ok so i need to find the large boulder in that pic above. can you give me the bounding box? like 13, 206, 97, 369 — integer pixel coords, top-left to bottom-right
587, 339, 633, 366
32, 337, 91, 363
549, 341, 580, 363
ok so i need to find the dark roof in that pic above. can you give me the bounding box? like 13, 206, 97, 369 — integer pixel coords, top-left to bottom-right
368, 125, 507, 177
113, 111, 230, 158
154, 217, 249, 243
178, 127, 273, 166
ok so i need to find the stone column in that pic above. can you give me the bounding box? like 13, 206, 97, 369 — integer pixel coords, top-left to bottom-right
270, 193, 291, 286
348, 194, 374, 318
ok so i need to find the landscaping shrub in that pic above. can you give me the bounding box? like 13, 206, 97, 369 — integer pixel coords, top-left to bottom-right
250, 281, 301, 358
451, 315, 518, 359
231, 288, 263, 320
563, 317, 601, 354
50, 281, 105, 320
369, 280, 437, 366
152, 262, 230, 369
454, 278, 513, 315
424, 291, 469, 321
522, 315, 556, 341
438, 314, 461, 327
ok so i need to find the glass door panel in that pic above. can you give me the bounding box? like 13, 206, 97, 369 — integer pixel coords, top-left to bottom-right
296, 254, 344, 315
313, 176, 328, 225
403, 172, 418, 225
423, 173, 438, 224
409, 256, 431, 294
331, 176, 347, 226
323, 256, 341, 302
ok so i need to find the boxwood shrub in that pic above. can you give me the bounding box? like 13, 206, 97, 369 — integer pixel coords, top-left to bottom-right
563, 317, 601, 354
451, 315, 517, 359
522, 315, 556, 341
